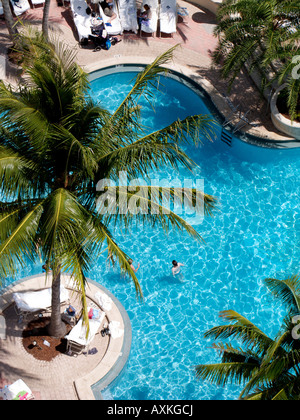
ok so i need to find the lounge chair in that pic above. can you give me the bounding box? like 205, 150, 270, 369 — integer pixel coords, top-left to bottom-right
0, 379, 34, 400
13, 286, 69, 320
159, 0, 177, 37
70, 0, 93, 43
118, 0, 138, 34
65, 307, 105, 355
31, 0, 45, 7
0, 314, 6, 340
140, 0, 158, 37
99, 0, 123, 36
10, 0, 30, 16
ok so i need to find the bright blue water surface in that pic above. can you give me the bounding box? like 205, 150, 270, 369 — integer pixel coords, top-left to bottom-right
11, 71, 300, 400
88, 72, 300, 400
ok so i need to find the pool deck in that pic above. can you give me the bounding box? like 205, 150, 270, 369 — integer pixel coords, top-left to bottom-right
0, 0, 295, 143
0, 274, 131, 400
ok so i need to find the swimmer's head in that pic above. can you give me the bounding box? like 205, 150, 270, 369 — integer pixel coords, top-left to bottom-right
128, 258, 133, 264
172, 260, 178, 266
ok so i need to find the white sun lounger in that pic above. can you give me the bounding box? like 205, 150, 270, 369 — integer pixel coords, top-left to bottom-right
0, 314, 6, 340
118, 0, 138, 34
13, 286, 69, 320
159, 0, 177, 36
31, 0, 45, 7
0, 379, 34, 400
99, 0, 122, 35
65, 307, 105, 355
10, 0, 30, 16
140, 0, 158, 37
70, 0, 93, 43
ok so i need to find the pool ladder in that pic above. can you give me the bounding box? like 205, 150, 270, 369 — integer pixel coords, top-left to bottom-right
221, 128, 232, 147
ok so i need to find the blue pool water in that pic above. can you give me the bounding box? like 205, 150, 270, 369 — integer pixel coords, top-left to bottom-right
87, 71, 300, 400
10, 71, 300, 400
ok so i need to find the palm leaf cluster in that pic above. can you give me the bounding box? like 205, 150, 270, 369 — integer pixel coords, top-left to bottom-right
0, 33, 217, 335
213, 0, 300, 120
195, 276, 300, 400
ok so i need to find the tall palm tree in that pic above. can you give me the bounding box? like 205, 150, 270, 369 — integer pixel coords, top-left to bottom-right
0, 34, 217, 337
42, 0, 51, 40
2, 0, 51, 44
1, 0, 19, 39
213, 0, 300, 120
195, 275, 300, 400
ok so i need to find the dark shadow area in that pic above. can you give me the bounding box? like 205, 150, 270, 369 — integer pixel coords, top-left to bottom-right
22, 316, 72, 361
158, 274, 186, 285
61, 7, 78, 41
187, 62, 286, 136
176, 23, 188, 43
0, 361, 36, 387
192, 11, 217, 25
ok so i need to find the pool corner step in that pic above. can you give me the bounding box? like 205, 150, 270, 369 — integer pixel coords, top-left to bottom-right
221, 128, 232, 147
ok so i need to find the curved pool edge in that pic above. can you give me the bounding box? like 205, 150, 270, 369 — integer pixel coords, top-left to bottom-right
75, 278, 132, 401
84, 58, 299, 149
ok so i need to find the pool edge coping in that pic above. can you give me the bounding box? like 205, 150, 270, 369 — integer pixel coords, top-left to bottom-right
84, 57, 299, 149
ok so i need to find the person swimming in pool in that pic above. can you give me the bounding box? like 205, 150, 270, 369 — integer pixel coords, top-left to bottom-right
171, 260, 184, 277
129, 258, 140, 273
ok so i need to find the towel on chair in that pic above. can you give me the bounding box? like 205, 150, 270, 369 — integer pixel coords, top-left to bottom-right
108, 320, 124, 339
95, 291, 113, 311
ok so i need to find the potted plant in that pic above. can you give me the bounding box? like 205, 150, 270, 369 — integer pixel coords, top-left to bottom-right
271, 83, 300, 139
213, 0, 300, 137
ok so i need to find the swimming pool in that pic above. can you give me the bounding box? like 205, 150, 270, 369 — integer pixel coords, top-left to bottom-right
85, 69, 300, 400
15, 69, 300, 400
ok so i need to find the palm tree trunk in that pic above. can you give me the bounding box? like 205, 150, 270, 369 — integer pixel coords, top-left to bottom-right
42, 0, 51, 40
48, 266, 67, 338
2, 0, 19, 40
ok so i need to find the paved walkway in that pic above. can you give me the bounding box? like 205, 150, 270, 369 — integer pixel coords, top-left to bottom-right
0, 0, 293, 141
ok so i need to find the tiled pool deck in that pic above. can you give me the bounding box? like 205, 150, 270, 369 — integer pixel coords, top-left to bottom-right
0, 0, 296, 401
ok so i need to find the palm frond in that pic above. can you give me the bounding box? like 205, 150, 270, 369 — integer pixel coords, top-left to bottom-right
102, 45, 179, 137
96, 184, 217, 241
204, 310, 274, 355
195, 360, 258, 387
0, 201, 44, 279
264, 276, 300, 313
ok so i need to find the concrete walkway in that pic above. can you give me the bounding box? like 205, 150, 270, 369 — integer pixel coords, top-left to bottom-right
0, 0, 293, 141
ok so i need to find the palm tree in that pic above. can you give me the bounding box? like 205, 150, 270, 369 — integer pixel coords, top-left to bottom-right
0, 34, 217, 338
213, 0, 300, 120
2, 0, 51, 44
1, 0, 19, 39
195, 275, 300, 400
42, 0, 51, 40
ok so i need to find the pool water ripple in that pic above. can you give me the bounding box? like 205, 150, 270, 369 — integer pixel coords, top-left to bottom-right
7, 71, 300, 400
